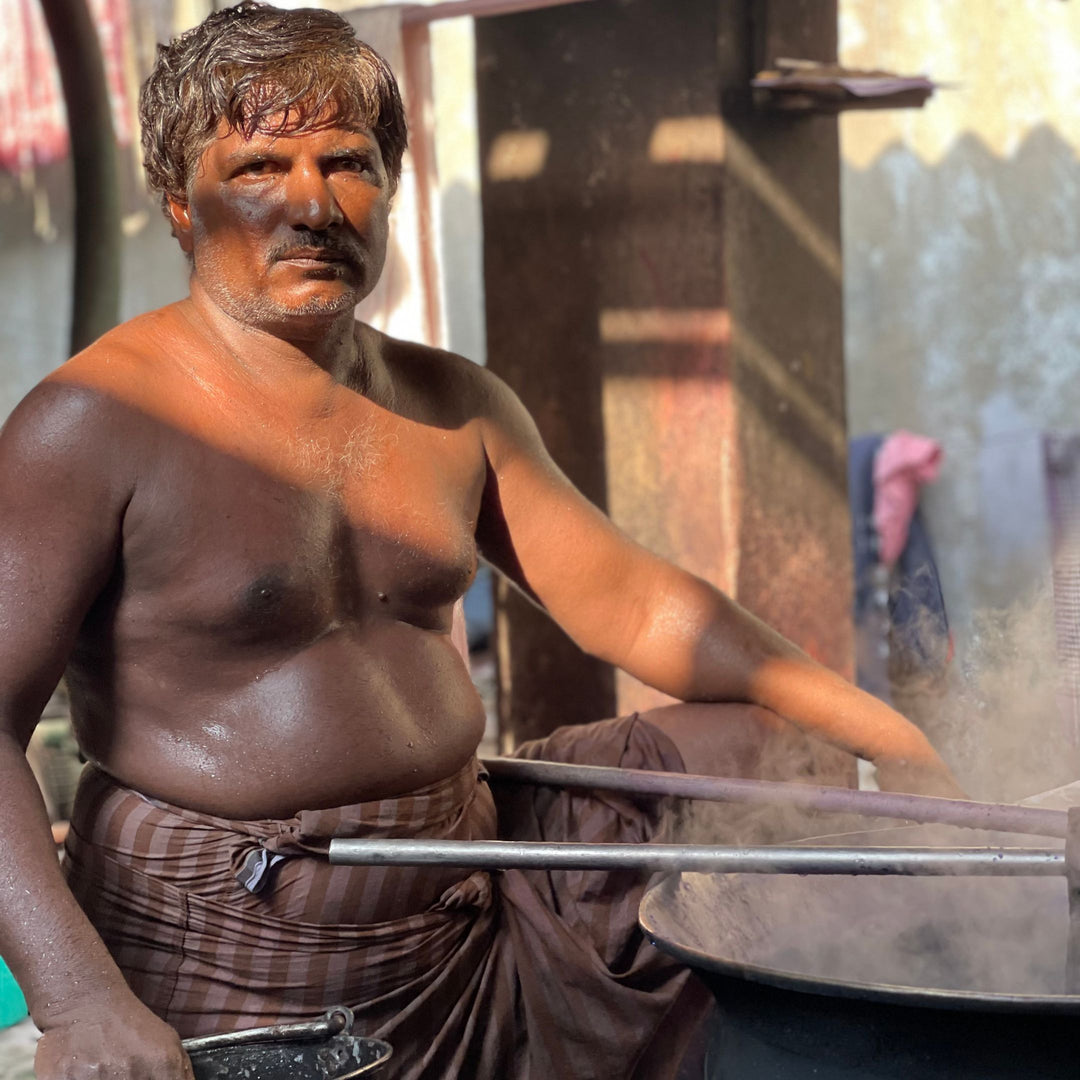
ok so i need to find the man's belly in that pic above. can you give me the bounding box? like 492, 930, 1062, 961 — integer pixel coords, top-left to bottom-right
70, 622, 488, 819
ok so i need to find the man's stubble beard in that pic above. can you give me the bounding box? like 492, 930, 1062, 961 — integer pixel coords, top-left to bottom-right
194, 245, 368, 329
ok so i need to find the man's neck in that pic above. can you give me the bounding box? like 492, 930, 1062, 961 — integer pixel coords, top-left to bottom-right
185, 277, 378, 393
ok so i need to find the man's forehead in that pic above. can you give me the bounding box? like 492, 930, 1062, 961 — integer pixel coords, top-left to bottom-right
205, 117, 379, 161
212, 114, 376, 145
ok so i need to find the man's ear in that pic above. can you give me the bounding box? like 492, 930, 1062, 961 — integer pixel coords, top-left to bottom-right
166, 196, 193, 254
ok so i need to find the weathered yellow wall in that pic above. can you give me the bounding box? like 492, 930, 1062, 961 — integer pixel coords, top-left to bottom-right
842, 0, 1080, 167
840, 1, 1080, 794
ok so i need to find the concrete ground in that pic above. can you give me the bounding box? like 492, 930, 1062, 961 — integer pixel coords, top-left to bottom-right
0, 1017, 37, 1080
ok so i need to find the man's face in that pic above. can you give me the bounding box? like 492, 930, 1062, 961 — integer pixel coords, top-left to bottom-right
170, 118, 391, 330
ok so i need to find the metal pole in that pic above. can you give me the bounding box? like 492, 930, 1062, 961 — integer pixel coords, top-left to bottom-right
39, 0, 122, 353
482, 757, 1069, 839
329, 838, 1065, 877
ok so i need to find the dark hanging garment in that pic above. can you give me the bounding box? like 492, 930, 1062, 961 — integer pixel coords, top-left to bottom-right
849, 434, 951, 704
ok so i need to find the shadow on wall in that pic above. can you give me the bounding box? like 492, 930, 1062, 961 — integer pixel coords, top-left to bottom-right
843, 124, 1080, 799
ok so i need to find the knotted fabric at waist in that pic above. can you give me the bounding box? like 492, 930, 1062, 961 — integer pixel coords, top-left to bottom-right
65, 757, 497, 925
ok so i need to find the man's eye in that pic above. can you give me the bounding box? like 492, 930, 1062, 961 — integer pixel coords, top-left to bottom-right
236, 160, 276, 176
333, 157, 375, 176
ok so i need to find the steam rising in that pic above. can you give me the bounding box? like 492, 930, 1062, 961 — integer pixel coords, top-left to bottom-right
896, 586, 1079, 803
648, 867, 1068, 998
654, 587, 1079, 1003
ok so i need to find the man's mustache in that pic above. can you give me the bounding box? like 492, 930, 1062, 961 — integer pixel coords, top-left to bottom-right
268, 230, 364, 265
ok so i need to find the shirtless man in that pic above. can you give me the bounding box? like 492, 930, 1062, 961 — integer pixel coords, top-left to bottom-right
0, 4, 960, 1078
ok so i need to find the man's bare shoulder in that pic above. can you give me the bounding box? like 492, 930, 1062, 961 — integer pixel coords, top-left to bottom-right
369, 324, 517, 426
3, 304, 192, 477
46, 303, 192, 402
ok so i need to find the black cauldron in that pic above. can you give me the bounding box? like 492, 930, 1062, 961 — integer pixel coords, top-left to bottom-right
641, 862, 1080, 1078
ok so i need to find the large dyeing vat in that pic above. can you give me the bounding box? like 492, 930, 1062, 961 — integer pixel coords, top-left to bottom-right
641, 859, 1080, 1079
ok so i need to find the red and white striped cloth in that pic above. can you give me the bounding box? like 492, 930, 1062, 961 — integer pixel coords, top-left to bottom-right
0, 0, 134, 173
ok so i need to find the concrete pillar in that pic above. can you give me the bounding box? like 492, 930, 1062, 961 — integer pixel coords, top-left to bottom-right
477, 0, 853, 776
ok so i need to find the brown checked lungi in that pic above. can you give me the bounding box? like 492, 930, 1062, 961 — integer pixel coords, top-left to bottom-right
63, 714, 710, 1079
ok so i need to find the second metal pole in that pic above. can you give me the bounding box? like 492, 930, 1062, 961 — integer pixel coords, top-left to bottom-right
481, 757, 1069, 839
329, 839, 1065, 877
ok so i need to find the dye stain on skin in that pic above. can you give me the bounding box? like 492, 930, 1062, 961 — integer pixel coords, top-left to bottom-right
179, 122, 391, 329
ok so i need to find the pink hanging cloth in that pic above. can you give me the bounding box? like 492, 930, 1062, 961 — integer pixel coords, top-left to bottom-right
872, 430, 943, 569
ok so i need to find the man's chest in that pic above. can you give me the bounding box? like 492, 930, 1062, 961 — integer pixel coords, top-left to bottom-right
119, 401, 486, 639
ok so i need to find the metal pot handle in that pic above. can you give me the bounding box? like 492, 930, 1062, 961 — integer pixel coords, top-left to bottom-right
181, 1005, 354, 1054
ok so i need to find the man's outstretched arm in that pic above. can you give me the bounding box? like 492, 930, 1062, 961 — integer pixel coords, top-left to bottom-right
470, 365, 959, 795
0, 380, 194, 1079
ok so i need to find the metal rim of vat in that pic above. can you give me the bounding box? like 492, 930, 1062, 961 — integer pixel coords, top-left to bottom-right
639, 873, 1080, 1016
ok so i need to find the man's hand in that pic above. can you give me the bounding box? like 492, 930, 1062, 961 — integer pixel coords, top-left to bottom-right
873, 756, 968, 800
35, 991, 194, 1080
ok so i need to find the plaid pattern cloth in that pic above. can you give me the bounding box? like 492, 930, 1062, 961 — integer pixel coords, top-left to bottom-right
63, 714, 708, 1079
1046, 434, 1080, 747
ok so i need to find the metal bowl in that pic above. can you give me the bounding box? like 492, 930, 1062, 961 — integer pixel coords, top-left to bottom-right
185, 1007, 392, 1080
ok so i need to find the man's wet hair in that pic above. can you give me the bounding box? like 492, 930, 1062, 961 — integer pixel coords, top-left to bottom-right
139, 0, 408, 213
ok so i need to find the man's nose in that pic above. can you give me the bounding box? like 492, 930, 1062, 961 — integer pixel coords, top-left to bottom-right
285, 165, 343, 230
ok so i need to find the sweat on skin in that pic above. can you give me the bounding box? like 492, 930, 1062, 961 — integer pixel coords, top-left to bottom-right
0, 10, 960, 1080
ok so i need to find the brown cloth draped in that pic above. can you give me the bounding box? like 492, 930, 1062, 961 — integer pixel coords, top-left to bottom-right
63, 714, 710, 1079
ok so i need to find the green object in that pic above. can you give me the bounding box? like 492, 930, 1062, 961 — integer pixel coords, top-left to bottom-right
0, 956, 28, 1028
